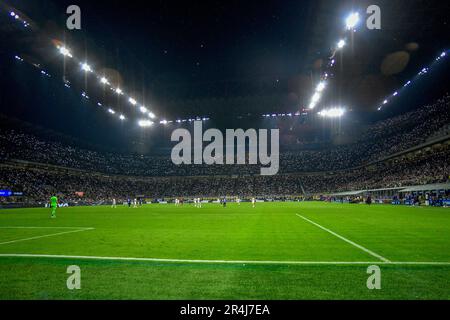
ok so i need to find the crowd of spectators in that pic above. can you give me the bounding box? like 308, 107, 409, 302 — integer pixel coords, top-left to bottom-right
0, 95, 449, 203
1, 95, 449, 176
1, 144, 448, 204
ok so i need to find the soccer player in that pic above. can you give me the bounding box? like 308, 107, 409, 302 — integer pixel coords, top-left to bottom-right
236, 197, 241, 205
50, 195, 58, 218
252, 197, 256, 208
112, 198, 117, 208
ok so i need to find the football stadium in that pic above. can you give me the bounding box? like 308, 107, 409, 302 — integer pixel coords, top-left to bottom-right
0, 0, 449, 303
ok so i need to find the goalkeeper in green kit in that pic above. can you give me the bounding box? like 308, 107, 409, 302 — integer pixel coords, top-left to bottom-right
50, 195, 58, 219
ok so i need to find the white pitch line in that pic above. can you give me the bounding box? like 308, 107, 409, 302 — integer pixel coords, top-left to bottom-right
296, 214, 391, 263
0, 227, 93, 230
0, 228, 94, 246
0, 254, 449, 266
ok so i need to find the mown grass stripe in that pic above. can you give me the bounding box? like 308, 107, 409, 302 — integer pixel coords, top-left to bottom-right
0, 254, 449, 266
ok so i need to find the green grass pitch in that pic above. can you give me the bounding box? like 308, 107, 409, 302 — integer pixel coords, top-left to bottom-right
0, 202, 449, 300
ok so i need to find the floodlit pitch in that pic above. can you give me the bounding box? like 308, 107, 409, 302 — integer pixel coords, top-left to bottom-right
0, 202, 449, 299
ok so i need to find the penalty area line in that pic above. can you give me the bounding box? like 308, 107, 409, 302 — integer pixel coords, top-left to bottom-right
0, 254, 449, 266
296, 214, 391, 263
0, 227, 94, 230
0, 228, 95, 246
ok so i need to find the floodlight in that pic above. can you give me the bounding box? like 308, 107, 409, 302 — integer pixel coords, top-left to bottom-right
115, 88, 123, 95
148, 112, 156, 119
59, 46, 72, 58
108, 108, 115, 114
316, 82, 326, 92
337, 39, 346, 49
138, 120, 153, 127
129, 97, 137, 105
345, 12, 360, 30
100, 77, 109, 85
160, 120, 168, 125
311, 92, 321, 104
119, 114, 126, 120
140, 106, 148, 113
81, 63, 92, 72
383, 100, 388, 104
318, 107, 345, 118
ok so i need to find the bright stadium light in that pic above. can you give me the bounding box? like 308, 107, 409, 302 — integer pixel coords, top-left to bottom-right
140, 106, 148, 113
311, 92, 321, 104
129, 97, 137, 105
148, 112, 156, 119
318, 107, 345, 118
108, 108, 116, 114
383, 99, 388, 104
81, 62, 92, 72
100, 77, 110, 85
138, 120, 153, 127
115, 88, 123, 95
58, 46, 73, 58
119, 114, 126, 120
160, 120, 168, 125
337, 39, 346, 49
316, 81, 326, 92
345, 12, 360, 30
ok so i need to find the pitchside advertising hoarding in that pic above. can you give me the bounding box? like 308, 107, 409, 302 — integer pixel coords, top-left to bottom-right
0, 190, 24, 197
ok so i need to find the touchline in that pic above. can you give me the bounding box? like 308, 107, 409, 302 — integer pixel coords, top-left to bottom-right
171, 121, 279, 176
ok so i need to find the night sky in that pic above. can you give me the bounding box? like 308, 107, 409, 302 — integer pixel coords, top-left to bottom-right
0, 0, 449, 153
